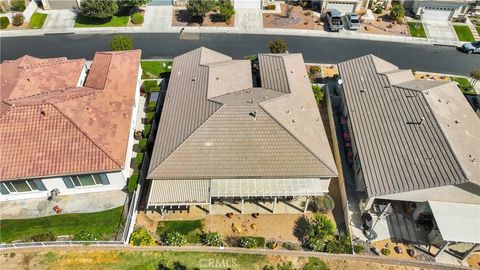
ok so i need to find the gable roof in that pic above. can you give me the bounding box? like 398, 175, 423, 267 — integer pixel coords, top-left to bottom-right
338, 54, 479, 197
148, 48, 337, 179
0, 50, 141, 181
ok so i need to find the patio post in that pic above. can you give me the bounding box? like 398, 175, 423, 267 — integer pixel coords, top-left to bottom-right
241, 198, 244, 214
272, 197, 277, 214
304, 197, 310, 213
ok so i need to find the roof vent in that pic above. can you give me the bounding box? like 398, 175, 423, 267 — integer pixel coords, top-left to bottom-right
438, 99, 442, 102
420, 117, 425, 124
300, 106, 304, 110
90, 116, 96, 121
292, 119, 296, 123
247, 97, 254, 104
42, 97, 47, 103
123, 113, 128, 118
40, 110, 47, 117
27, 78, 30, 82
249, 111, 257, 120
290, 70, 294, 73
192, 77, 196, 82
360, 89, 366, 93
86, 107, 92, 111
216, 77, 219, 80
315, 117, 320, 122
455, 120, 459, 124
177, 71, 181, 76
286, 110, 290, 114
263, 96, 268, 99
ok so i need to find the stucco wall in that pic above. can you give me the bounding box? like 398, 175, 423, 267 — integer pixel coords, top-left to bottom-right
412, 0, 468, 19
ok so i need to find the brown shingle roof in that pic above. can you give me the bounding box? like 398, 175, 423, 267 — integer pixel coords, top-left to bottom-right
0, 50, 141, 181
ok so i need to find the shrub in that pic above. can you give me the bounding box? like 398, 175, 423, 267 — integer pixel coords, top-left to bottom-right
374, 6, 383, 14
268, 39, 288, 54
119, 0, 149, 8
265, 4, 276, 10
147, 101, 157, 112
12, 13, 24, 26
143, 80, 158, 93
110, 35, 134, 51
163, 231, 187, 246
130, 228, 155, 246
146, 112, 155, 124
239, 236, 259, 248
127, 172, 139, 193
30, 231, 56, 242
73, 231, 100, 241
0, 17, 9, 29
131, 13, 144, 24
353, 244, 365, 254
312, 84, 325, 105
390, 4, 405, 23
276, 262, 294, 270
138, 138, 148, 152
80, 0, 118, 19
381, 248, 391, 256
282, 242, 301, 250
143, 124, 152, 138
11, 0, 26, 12
302, 257, 329, 270
135, 153, 144, 169
186, 0, 215, 22
266, 241, 278, 249
201, 231, 223, 246
219, 1, 235, 23
309, 66, 320, 76
307, 214, 335, 252
312, 195, 335, 214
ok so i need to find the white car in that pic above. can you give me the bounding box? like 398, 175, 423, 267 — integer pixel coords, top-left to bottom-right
345, 13, 361, 30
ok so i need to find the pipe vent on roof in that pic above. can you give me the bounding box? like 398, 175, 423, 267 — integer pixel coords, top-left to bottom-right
40, 110, 47, 117
292, 119, 296, 123
455, 120, 459, 124
360, 89, 366, 93
249, 111, 257, 120
192, 77, 196, 82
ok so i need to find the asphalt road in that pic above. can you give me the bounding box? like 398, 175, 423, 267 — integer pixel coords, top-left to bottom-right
1, 33, 479, 75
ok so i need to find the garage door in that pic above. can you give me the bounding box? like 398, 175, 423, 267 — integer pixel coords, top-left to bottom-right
326, 2, 355, 15
422, 7, 453, 21
234, 0, 261, 9
148, 0, 172, 6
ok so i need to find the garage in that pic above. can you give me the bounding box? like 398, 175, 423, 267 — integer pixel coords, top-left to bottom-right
326, 2, 356, 14
148, 0, 172, 6
234, 0, 261, 9
421, 7, 454, 21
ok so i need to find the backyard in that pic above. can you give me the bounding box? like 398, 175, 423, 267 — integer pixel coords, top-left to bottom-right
141, 60, 173, 79
157, 219, 204, 244
0, 207, 123, 243
453, 24, 475, 42
407, 22, 426, 38
28, 12, 47, 29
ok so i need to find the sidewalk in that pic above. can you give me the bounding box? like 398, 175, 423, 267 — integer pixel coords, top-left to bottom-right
0, 6, 464, 48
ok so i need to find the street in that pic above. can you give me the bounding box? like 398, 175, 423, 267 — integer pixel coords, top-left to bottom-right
1, 33, 479, 76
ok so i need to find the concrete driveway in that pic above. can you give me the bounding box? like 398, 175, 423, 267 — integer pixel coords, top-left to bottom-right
42, 9, 76, 32
235, 9, 263, 31
143, 6, 173, 31
423, 20, 458, 42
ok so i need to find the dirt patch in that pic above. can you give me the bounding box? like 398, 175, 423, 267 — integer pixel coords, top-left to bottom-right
359, 11, 408, 36
322, 257, 436, 270
263, 4, 317, 30
414, 72, 450, 81
1, 252, 44, 270
172, 8, 234, 27
136, 212, 159, 234
468, 253, 480, 269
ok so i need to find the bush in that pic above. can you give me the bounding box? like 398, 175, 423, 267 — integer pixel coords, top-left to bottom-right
110, 35, 134, 51
0, 17, 9, 29
80, 0, 118, 19
239, 236, 260, 248
307, 214, 335, 252
265, 4, 276, 10
146, 112, 155, 124
143, 80, 158, 93
12, 13, 24, 26
266, 241, 278, 249
11, 0, 26, 12
201, 231, 223, 246
309, 66, 320, 76
147, 101, 157, 112
312, 84, 325, 105
143, 124, 152, 138
131, 13, 144, 24
138, 138, 148, 152
373, 7, 383, 14
353, 244, 365, 254
381, 248, 391, 256
268, 39, 288, 54
302, 257, 329, 270
219, 1, 235, 23
135, 153, 144, 169
275, 262, 294, 270
30, 231, 56, 242
127, 172, 138, 193
390, 4, 405, 23
119, 0, 149, 8
282, 242, 301, 250
163, 231, 187, 246
73, 231, 100, 241
130, 228, 155, 246
312, 195, 335, 214
186, 0, 215, 22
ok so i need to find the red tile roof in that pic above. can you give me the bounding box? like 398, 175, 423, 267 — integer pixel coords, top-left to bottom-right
0, 50, 141, 181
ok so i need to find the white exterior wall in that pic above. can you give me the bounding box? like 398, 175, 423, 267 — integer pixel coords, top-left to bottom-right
0, 171, 126, 202
413, 0, 468, 20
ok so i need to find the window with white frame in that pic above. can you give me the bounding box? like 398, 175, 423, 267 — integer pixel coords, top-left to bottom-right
62, 174, 110, 189
1, 179, 47, 194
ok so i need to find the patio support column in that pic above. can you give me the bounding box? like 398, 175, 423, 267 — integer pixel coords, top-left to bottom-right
272, 197, 277, 214
435, 241, 450, 257
241, 198, 244, 214
304, 197, 310, 213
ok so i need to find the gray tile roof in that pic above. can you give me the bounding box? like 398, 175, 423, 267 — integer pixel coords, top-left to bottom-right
338, 55, 479, 197
148, 48, 337, 180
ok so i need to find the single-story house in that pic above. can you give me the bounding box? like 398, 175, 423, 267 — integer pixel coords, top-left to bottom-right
406, 0, 471, 21
337, 54, 480, 258
146, 47, 338, 215
0, 50, 142, 204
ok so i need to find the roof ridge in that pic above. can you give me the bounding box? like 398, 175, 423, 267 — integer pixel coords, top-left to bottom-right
22, 58, 84, 69
50, 103, 123, 169
7, 86, 85, 102
258, 104, 338, 176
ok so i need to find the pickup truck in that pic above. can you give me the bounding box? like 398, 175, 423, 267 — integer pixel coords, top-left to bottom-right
326, 9, 344, 32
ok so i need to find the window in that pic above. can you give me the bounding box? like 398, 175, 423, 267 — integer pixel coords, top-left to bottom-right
1, 179, 47, 194
62, 174, 110, 189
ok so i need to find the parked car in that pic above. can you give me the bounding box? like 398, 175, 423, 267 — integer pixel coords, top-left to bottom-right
326, 9, 343, 32
345, 12, 360, 30
460, 41, 480, 54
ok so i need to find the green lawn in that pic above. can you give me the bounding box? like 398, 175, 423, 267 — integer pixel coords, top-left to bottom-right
74, 14, 129, 28
28, 12, 47, 29
408, 22, 427, 38
477, 26, 480, 35
141, 60, 173, 79
0, 207, 123, 243
453, 24, 475, 42
157, 219, 204, 244
450, 76, 477, 95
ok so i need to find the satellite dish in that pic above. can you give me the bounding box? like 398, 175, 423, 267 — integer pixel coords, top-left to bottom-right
338, 79, 343, 85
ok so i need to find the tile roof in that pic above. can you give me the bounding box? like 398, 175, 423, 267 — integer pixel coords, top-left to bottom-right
0, 50, 141, 181
338, 55, 478, 197
148, 47, 337, 179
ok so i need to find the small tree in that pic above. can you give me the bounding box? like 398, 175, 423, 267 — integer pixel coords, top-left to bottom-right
268, 39, 288, 54
201, 231, 223, 246
110, 35, 134, 51
219, 1, 235, 23
118, 0, 150, 8
10, 0, 26, 12
312, 84, 325, 105
1, 17, 10, 29
312, 195, 335, 213
186, 0, 215, 23
390, 4, 405, 24
470, 68, 480, 85
12, 13, 24, 26
307, 213, 335, 252
130, 228, 155, 246
80, 0, 118, 19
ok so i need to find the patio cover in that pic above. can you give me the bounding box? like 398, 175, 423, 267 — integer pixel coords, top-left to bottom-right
210, 178, 330, 198
148, 180, 210, 206
428, 201, 480, 244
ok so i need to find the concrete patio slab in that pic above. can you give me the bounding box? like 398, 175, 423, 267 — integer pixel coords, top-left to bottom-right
423, 20, 458, 42
0, 190, 127, 219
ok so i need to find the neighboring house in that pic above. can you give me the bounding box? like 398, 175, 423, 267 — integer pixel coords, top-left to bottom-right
338, 55, 480, 258
316, 0, 364, 15
406, 0, 471, 21
0, 50, 142, 203
171, 0, 271, 8
40, 0, 80, 10
146, 47, 338, 214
